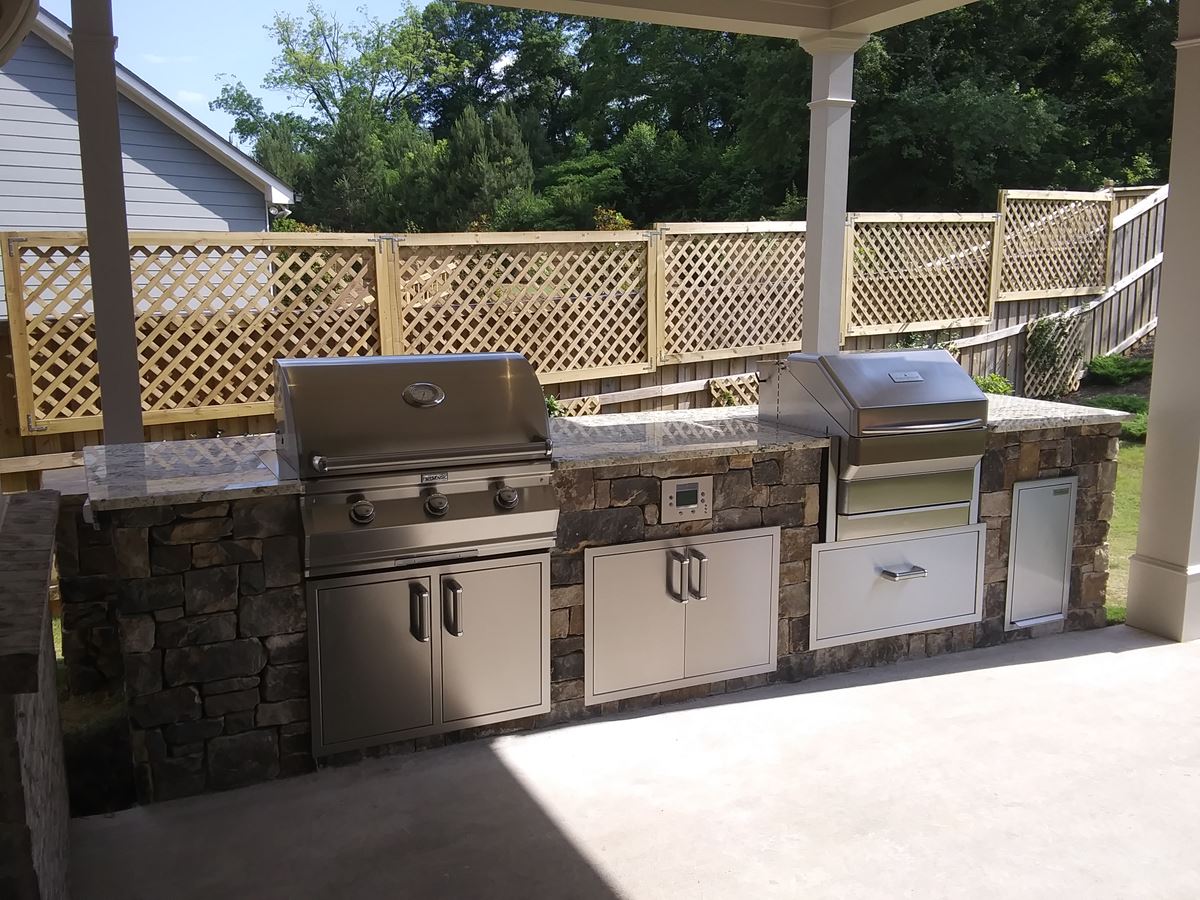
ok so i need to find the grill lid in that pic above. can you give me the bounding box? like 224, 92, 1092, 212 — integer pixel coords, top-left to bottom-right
766, 349, 987, 437
275, 353, 551, 479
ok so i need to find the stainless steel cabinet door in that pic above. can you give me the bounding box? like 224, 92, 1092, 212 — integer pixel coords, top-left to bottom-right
440, 561, 544, 722
312, 576, 434, 747
590, 547, 687, 695
683, 534, 776, 677
1007, 478, 1076, 627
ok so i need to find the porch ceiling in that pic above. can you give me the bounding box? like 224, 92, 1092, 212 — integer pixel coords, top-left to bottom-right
473, 0, 976, 39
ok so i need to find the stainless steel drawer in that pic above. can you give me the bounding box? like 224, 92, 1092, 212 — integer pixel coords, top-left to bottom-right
838, 469, 976, 515
837, 502, 971, 541
811, 524, 985, 649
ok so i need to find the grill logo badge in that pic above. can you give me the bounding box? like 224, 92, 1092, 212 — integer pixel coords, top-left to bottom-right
421, 472, 450, 484
402, 382, 446, 408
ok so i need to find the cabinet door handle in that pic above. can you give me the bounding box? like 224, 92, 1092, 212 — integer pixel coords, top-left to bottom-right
688, 549, 709, 601
669, 551, 690, 603
410, 583, 431, 642
881, 565, 927, 582
444, 579, 464, 636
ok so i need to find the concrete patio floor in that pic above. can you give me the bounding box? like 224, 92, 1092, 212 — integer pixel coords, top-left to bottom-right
71, 625, 1200, 899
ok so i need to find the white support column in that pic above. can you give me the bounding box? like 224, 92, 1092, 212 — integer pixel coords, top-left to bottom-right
1126, 0, 1200, 641
799, 33, 868, 354
70, 0, 143, 444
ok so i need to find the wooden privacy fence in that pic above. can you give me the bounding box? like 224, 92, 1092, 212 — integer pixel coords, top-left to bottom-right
0, 185, 1142, 436
955, 185, 1166, 397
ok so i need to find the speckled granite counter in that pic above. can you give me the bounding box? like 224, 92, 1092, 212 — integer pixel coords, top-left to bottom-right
84, 434, 301, 512
551, 406, 828, 469
986, 394, 1129, 433
80, 396, 1128, 510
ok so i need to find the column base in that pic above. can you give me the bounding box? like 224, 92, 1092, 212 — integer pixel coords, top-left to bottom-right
1126, 554, 1200, 642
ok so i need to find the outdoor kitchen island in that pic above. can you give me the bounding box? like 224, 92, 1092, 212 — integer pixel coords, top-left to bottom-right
59, 395, 1126, 802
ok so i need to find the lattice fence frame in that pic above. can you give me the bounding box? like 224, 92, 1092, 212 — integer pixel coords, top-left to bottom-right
382, 230, 655, 385
2, 231, 387, 435
657, 222, 806, 364
841, 213, 1000, 337
997, 189, 1114, 302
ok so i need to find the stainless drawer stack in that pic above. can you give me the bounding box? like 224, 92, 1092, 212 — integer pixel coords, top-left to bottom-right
760, 349, 989, 649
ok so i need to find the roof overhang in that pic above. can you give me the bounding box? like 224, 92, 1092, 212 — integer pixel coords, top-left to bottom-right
474, 0, 974, 39
32, 9, 294, 206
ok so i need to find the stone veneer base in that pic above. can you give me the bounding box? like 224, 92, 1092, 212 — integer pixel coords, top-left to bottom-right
59, 424, 1119, 802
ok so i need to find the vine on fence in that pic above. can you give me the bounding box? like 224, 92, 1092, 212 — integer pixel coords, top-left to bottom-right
1024, 313, 1084, 398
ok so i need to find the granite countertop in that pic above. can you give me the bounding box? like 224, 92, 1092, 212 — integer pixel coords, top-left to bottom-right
551, 406, 828, 469
84, 434, 301, 512
985, 394, 1129, 433
0, 491, 60, 695
80, 395, 1128, 509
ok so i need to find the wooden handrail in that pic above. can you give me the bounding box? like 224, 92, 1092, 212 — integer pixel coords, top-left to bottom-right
0, 450, 84, 476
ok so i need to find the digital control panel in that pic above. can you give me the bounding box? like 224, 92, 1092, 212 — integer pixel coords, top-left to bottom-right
661, 475, 713, 524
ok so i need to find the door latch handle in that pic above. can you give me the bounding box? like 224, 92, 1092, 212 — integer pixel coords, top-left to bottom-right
444, 579, 464, 636
881, 565, 927, 582
410, 583, 431, 642
688, 549, 709, 601
669, 551, 690, 603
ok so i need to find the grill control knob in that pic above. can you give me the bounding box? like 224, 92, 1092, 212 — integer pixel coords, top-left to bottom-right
495, 486, 520, 510
424, 493, 450, 518
349, 499, 375, 525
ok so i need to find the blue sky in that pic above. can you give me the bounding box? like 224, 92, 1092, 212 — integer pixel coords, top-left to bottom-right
41, 0, 430, 145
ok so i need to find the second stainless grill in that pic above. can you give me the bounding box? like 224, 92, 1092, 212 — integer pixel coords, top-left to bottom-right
759, 349, 987, 540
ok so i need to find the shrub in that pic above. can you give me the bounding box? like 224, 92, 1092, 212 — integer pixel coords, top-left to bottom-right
973, 373, 1014, 395
270, 215, 319, 233
1078, 394, 1149, 442
1086, 354, 1153, 385
545, 394, 565, 418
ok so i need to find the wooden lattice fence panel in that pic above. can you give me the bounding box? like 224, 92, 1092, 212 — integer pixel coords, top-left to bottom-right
708, 374, 758, 407
390, 234, 652, 383
559, 396, 602, 417
999, 190, 1112, 301
1023, 313, 1084, 399
659, 223, 805, 363
844, 214, 998, 336
4, 233, 382, 433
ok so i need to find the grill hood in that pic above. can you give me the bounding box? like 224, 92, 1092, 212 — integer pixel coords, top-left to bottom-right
275, 353, 552, 480
759, 349, 987, 439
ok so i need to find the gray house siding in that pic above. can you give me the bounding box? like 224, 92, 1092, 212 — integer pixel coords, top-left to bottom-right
0, 34, 270, 316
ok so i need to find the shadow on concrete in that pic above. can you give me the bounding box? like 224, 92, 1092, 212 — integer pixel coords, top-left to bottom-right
602, 624, 1174, 722
71, 739, 622, 900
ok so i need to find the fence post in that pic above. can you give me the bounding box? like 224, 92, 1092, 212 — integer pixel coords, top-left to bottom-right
991, 190, 1009, 310
987, 197, 1006, 316
1103, 189, 1117, 292
839, 216, 855, 344
373, 234, 402, 356
647, 229, 665, 369
1, 234, 40, 439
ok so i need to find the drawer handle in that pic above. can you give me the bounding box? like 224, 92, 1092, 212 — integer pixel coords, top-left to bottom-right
444, 579, 464, 636
881, 565, 927, 582
688, 549, 709, 601
669, 551, 690, 604
410, 583, 431, 643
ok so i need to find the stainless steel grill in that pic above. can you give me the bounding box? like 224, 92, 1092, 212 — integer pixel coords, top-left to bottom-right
275, 353, 559, 576
759, 349, 987, 540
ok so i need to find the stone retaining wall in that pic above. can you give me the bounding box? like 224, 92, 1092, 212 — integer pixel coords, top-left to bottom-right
58, 424, 1117, 802
1, 491, 68, 900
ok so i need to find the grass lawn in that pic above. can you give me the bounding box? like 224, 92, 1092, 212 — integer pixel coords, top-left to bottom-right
1105, 441, 1144, 625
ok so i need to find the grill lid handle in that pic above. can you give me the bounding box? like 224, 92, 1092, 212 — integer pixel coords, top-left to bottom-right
860, 418, 983, 436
